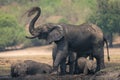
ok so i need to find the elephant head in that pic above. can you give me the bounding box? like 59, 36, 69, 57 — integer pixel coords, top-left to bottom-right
77, 57, 96, 74
26, 7, 64, 44
84, 59, 96, 74
11, 61, 28, 77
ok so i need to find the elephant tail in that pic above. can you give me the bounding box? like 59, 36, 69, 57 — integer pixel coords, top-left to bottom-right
104, 37, 110, 61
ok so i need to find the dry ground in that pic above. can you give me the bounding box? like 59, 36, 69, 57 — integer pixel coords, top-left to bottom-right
0, 44, 120, 80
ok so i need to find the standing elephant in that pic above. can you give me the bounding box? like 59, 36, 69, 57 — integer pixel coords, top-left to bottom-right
77, 57, 96, 74
52, 43, 76, 74
25, 7, 110, 75
52, 43, 67, 75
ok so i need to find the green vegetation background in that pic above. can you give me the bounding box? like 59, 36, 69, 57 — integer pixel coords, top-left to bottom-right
0, 0, 119, 50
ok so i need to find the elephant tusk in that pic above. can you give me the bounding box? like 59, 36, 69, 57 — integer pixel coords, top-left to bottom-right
25, 36, 37, 39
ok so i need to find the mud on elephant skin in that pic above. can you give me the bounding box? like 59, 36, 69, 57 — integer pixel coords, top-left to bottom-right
25, 7, 110, 75
11, 60, 52, 77
77, 57, 96, 75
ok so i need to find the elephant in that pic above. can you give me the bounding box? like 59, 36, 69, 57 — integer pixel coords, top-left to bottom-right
25, 7, 110, 75
77, 57, 96, 74
52, 43, 76, 75
11, 60, 52, 77
52, 43, 67, 75
11, 61, 27, 77
66, 51, 94, 74
67, 37, 110, 74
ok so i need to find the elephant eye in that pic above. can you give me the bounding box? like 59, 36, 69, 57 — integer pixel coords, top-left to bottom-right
43, 70, 47, 73
41, 26, 48, 32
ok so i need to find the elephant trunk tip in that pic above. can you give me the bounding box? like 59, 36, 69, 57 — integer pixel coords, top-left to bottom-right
27, 7, 41, 17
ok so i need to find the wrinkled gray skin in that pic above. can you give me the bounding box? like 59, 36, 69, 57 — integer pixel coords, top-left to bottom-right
77, 57, 96, 74
52, 43, 67, 74
25, 7, 110, 75
11, 61, 27, 77
52, 44, 76, 74
11, 60, 52, 77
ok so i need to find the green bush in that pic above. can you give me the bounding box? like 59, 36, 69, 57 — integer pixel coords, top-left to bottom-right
0, 13, 25, 50
0, 0, 98, 49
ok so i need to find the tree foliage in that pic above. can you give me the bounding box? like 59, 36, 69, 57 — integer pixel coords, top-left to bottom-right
0, 0, 97, 50
0, 13, 25, 50
88, 0, 120, 47
88, 0, 120, 33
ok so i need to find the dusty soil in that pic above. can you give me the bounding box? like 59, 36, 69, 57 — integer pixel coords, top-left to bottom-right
0, 44, 120, 80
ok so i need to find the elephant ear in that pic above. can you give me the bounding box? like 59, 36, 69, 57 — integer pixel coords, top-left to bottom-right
47, 25, 64, 44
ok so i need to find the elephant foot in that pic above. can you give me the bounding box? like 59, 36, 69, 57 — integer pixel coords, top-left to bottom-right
59, 71, 66, 75
51, 66, 59, 75
51, 71, 66, 76
95, 66, 101, 72
96, 64, 105, 72
74, 68, 80, 74
68, 71, 74, 75
101, 65, 105, 69
51, 71, 58, 75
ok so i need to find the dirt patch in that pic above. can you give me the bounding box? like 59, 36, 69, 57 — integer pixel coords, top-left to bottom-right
0, 69, 120, 80
91, 67, 120, 80
0, 45, 120, 80
0, 63, 120, 80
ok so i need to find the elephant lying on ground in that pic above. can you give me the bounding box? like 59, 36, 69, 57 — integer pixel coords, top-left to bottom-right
25, 7, 110, 75
77, 57, 96, 74
11, 60, 52, 77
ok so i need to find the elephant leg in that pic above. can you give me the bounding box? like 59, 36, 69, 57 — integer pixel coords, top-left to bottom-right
52, 51, 67, 74
53, 50, 66, 75
52, 44, 57, 67
69, 62, 76, 74
60, 58, 66, 75
69, 52, 76, 74
74, 56, 81, 74
95, 57, 105, 72
52, 40, 68, 75
93, 47, 105, 72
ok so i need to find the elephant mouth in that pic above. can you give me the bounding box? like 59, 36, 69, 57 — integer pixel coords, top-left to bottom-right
26, 32, 48, 40
38, 32, 48, 39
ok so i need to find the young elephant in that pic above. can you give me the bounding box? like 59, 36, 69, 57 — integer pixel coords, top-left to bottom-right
11, 60, 52, 77
77, 57, 96, 75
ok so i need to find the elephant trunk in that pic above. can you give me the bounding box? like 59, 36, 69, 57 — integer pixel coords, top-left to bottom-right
26, 7, 41, 38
